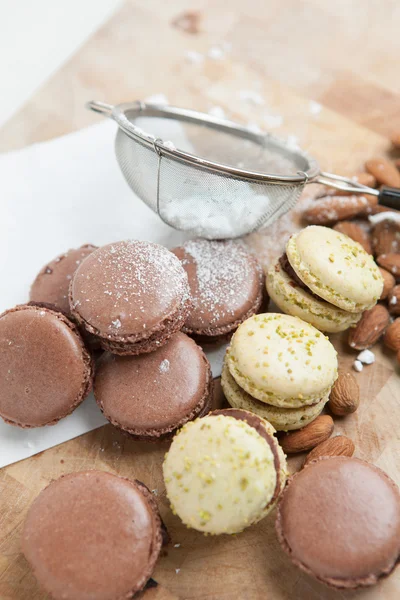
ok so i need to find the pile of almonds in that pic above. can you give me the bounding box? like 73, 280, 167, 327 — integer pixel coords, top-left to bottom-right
303, 144, 400, 363
280, 139, 400, 466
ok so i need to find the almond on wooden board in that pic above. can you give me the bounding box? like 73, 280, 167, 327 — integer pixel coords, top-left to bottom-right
369, 204, 400, 216
328, 371, 360, 416
303, 195, 378, 226
348, 304, 390, 350
384, 318, 400, 351
365, 158, 400, 188
303, 435, 355, 467
377, 253, 400, 278
388, 285, 400, 315
371, 220, 400, 256
391, 131, 400, 149
333, 222, 372, 254
279, 415, 334, 454
379, 267, 396, 300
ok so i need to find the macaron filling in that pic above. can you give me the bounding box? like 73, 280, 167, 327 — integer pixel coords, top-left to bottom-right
279, 253, 322, 301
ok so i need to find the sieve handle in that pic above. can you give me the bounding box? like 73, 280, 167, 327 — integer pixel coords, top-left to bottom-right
315, 171, 380, 196
86, 101, 114, 117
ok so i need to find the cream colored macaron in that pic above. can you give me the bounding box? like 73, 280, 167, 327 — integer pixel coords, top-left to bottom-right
266, 260, 362, 333
221, 360, 328, 431
286, 225, 383, 313
227, 313, 338, 408
163, 409, 287, 535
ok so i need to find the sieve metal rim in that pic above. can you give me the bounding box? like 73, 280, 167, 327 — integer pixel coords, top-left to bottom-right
94, 100, 320, 185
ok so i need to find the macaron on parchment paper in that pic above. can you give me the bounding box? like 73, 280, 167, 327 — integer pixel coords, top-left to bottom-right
267, 225, 383, 332
69, 240, 192, 355
30, 244, 97, 316
276, 456, 400, 589
163, 408, 287, 535
0, 304, 93, 428
22, 471, 164, 600
222, 313, 337, 431
94, 332, 213, 441
172, 239, 265, 341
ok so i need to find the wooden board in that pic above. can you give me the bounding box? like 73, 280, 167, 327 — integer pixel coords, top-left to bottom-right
1, 1, 400, 598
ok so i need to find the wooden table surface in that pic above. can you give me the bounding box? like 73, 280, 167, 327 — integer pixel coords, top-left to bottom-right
1, 1, 400, 598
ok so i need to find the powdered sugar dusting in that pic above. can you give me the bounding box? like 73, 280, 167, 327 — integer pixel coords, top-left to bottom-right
159, 359, 170, 373
182, 240, 257, 325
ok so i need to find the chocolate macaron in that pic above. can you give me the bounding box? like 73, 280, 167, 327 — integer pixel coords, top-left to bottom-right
172, 239, 264, 341
276, 456, 400, 589
30, 244, 97, 315
22, 471, 163, 600
70, 240, 192, 354
94, 332, 213, 440
0, 304, 93, 427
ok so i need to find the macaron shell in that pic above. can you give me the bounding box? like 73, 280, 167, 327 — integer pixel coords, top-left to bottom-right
70, 241, 191, 340
172, 240, 264, 336
227, 313, 338, 408
30, 245, 97, 315
276, 457, 400, 589
267, 261, 362, 333
22, 471, 163, 600
94, 332, 212, 437
221, 361, 327, 431
163, 414, 278, 534
0, 305, 93, 427
286, 226, 383, 312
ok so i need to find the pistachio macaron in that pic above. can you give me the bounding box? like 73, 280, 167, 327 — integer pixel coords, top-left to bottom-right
267, 226, 383, 332
226, 313, 338, 409
163, 408, 287, 535
267, 259, 362, 333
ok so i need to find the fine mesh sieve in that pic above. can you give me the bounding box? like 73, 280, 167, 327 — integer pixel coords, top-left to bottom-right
88, 100, 400, 239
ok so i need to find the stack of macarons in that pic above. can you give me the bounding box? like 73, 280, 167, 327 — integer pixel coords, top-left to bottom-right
267, 225, 383, 332
163, 408, 287, 534
221, 313, 338, 431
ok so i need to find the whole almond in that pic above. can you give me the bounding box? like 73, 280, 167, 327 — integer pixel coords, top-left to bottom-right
280, 415, 334, 454
303, 435, 355, 467
397, 349, 400, 365
377, 253, 400, 278
388, 285, 400, 315
333, 222, 372, 254
395, 158, 400, 171
371, 220, 400, 256
365, 158, 400, 187
304, 195, 378, 226
348, 304, 390, 350
369, 205, 400, 216
379, 267, 396, 300
391, 132, 400, 149
328, 371, 360, 416
383, 318, 400, 351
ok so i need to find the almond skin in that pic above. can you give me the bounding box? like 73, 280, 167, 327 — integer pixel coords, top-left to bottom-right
280, 415, 334, 454
328, 371, 360, 416
377, 253, 400, 279
365, 158, 400, 187
391, 132, 400, 149
333, 222, 372, 254
303, 435, 355, 467
371, 221, 400, 256
379, 267, 396, 300
388, 285, 400, 316
384, 318, 400, 351
397, 349, 400, 365
304, 195, 378, 225
348, 304, 390, 350
369, 205, 400, 216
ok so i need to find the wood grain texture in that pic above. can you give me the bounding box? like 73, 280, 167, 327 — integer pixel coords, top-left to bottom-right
1, 1, 400, 598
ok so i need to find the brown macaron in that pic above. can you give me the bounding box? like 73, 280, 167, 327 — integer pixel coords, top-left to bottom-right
0, 304, 93, 427
70, 240, 192, 355
172, 239, 265, 341
94, 332, 213, 440
276, 456, 400, 589
30, 244, 97, 315
22, 471, 163, 600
